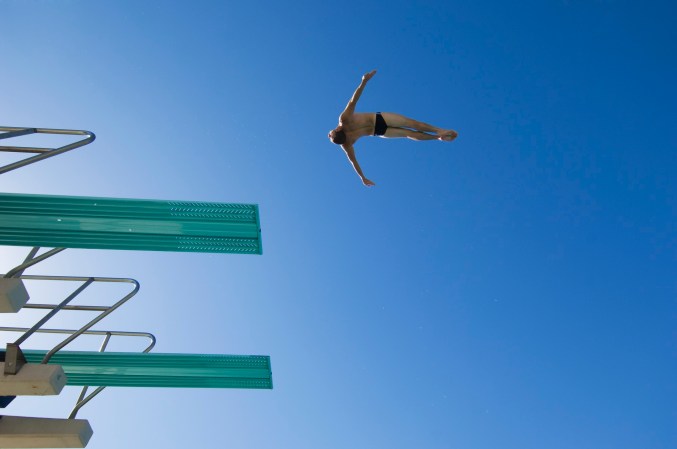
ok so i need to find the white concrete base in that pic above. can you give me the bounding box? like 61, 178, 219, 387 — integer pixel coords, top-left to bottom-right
0, 416, 93, 448
0, 278, 29, 313
0, 363, 66, 396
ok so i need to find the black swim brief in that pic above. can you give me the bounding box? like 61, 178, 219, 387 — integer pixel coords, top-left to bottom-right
374, 112, 388, 136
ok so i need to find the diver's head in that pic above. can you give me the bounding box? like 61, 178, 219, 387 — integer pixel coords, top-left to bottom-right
328, 127, 346, 145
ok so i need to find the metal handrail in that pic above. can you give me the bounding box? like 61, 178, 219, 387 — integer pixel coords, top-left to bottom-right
4, 247, 66, 279
0, 327, 156, 354
0, 126, 95, 175
0, 327, 156, 417
2, 274, 140, 375
12, 275, 141, 363
13, 278, 95, 347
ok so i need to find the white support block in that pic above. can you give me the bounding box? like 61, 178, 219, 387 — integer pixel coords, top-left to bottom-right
0, 416, 93, 448
0, 278, 29, 313
0, 363, 66, 395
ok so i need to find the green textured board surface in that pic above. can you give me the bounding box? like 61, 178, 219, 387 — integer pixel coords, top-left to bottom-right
22, 350, 273, 389
0, 192, 262, 254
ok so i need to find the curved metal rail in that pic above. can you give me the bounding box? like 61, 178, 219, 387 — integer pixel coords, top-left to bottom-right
4, 247, 66, 279
15, 275, 141, 363
2, 275, 140, 375
0, 126, 95, 175
0, 327, 155, 417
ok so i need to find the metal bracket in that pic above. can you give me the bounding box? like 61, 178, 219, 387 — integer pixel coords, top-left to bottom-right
3, 343, 27, 375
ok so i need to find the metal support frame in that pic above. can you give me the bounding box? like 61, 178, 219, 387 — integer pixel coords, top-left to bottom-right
2, 266, 140, 375
4, 247, 65, 279
5, 275, 140, 365
0, 126, 95, 175
0, 327, 155, 418
2, 247, 141, 376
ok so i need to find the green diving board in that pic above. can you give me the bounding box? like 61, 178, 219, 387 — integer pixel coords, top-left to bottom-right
21, 350, 273, 389
0, 192, 262, 254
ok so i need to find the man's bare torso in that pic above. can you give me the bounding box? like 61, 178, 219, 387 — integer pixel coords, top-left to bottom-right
340, 112, 375, 145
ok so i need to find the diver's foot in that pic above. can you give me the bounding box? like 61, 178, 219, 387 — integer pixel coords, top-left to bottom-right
438, 130, 458, 141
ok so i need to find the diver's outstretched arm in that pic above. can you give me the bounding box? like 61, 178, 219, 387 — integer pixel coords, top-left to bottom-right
342, 144, 375, 187
340, 70, 377, 121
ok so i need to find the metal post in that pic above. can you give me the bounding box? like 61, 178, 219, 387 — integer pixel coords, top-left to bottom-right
3, 343, 27, 375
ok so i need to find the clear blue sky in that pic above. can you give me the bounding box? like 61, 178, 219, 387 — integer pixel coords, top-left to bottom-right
1, 1, 675, 448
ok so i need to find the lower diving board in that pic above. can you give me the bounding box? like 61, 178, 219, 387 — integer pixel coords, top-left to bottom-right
22, 350, 273, 389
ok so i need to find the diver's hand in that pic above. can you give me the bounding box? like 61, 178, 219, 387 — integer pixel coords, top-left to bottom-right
362, 70, 377, 82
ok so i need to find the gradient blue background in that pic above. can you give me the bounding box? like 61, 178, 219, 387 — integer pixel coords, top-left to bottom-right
1, 1, 675, 448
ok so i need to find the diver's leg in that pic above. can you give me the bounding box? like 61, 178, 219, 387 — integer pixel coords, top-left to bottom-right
381, 112, 458, 140
380, 112, 444, 134
383, 127, 440, 141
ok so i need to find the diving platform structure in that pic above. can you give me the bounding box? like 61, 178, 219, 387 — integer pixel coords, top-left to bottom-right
0, 126, 269, 447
